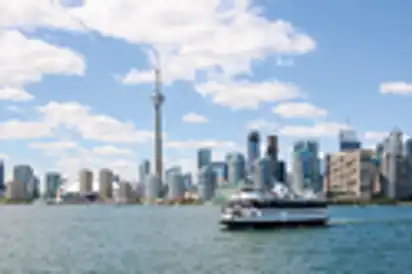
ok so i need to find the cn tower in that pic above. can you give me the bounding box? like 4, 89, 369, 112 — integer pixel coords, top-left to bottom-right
152, 68, 165, 182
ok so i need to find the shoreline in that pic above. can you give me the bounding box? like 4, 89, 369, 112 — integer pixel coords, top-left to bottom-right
1, 198, 412, 206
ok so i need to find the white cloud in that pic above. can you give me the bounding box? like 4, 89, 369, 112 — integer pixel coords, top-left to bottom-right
0, 100, 155, 143
0, 120, 53, 140
29, 140, 77, 150
0, 30, 85, 87
0, 0, 315, 109
0, 87, 34, 102
196, 80, 303, 109
182, 112, 209, 123
28, 140, 77, 158
8, 0, 315, 55
0, 153, 8, 160
71, 0, 315, 83
120, 69, 154, 85
92, 145, 133, 156
363, 131, 389, 141
272, 102, 327, 118
280, 122, 349, 137
166, 139, 237, 149
0, 0, 318, 183
37, 101, 153, 143
380, 82, 412, 95
0, 0, 85, 30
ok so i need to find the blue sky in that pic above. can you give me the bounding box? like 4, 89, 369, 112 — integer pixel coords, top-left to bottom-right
0, 0, 411, 188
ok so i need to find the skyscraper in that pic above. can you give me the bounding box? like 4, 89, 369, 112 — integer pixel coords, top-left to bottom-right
33, 176, 40, 199
183, 173, 193, 190
339, 129, 361, 152
197, 166, 217, 201
152, 68, 165, 182
98, 168, 113, 199
210, 161, 228, 183
13, 165, 34, 198
197, 148, 212, 170
0, 161, 4, 191
139, 160, 151, 184
45, 172, 62, 199
227, 152, 246, 185
79, 168, 93, 195
247, 131, 260, 174
277, 160, 286, 183
383, 129, 405, 199
292, 140, 321, 194
145, 174, 161, 200
167, 172, 185, 200
405, 138, 412, 167
253, 157, 272, 190
266, 134, 278, 178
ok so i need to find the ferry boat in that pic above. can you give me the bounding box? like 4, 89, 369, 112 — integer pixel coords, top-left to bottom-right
220, 183, 328, 229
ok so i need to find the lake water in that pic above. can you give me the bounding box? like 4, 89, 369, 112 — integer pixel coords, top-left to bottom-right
0, 205, 411, 273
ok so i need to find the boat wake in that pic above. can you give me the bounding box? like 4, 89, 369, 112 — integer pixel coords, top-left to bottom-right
330, 216, 412, 225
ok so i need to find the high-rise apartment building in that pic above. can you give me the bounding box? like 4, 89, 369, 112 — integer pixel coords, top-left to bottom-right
145, 174, 161, 200
45, 172, 62, 199
167, 172, 185, 200
79, 168, 93, 195
13, 165, 34, 199
197, 166, 217, 201
339, 129, 361, 152
277, 160, 286, 183
165, 166, 182, 179
405, 138, 412, 167
0, 161, 4, 191
266, 134, 278, 178
253, 157, 272, 190
139, 160, 151, 185
197, 148, 212, 170
210, 161, 228, 183
183, 173, 193, 190
292, 140, 321, 194
33, 176, 40, 199
380, 129, 412, 199
227, 152, 246, 185
98, 168, 113, 199
247, 131, 260, 174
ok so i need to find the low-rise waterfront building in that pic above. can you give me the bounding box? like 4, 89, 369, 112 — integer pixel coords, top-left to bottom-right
5, 180, 26, 200
323, 149, 380, 199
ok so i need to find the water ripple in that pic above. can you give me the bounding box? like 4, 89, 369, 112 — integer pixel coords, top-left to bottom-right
0, 205, 411, 273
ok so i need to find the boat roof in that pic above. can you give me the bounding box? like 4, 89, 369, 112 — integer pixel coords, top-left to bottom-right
228, 184, 325, 202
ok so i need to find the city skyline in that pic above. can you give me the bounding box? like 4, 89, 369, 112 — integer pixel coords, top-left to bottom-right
0, 1, 412, 187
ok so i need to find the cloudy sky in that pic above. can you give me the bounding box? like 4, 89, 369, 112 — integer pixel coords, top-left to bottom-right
0, 0, 411, 188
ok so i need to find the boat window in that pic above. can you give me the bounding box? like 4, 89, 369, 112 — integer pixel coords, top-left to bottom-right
240, 188, 254, 193
243, 200, 327, 208
227, 200, 242, 207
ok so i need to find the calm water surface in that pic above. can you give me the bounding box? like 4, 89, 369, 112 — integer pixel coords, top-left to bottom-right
0, 205, 411, 274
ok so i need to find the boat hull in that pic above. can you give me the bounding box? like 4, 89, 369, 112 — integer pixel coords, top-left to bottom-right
220, 212, 329, 230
